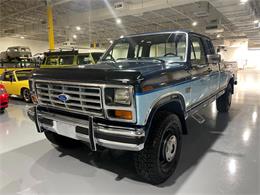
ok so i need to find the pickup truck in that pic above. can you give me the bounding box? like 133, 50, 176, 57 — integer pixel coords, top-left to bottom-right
0, 46, 32, 62
27, 30, 236, 184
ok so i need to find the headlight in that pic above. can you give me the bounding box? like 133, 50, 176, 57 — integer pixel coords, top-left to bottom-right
114, 88, 131, 105
105, 87, 131, 106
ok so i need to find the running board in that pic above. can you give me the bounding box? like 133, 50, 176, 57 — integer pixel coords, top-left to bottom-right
191, 113, 205, 124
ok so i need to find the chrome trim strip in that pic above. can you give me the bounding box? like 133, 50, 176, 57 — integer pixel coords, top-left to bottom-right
36, 110, 145, 151
33, 79, 137, 123
97, 139, 144, 151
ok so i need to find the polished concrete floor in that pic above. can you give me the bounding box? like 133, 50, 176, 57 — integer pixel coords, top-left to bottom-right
0, 70, 259, 195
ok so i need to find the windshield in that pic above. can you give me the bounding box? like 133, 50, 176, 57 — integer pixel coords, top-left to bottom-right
15, 70, 32, 81
101, 32, 187, 63
78, 54, 91, 65
44, 55, 74, 65
21, 48, 30, 52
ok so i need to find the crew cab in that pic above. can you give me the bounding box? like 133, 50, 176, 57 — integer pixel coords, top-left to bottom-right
27, 30, 236, 184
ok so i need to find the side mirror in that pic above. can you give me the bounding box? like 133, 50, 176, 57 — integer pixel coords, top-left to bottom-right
207, 54, 221, 64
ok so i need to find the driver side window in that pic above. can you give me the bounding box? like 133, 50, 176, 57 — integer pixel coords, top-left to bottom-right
3, 72, 13, 81
109, 43, 129, 60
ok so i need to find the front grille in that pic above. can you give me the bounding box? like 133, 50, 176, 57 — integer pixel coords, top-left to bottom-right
35, 82, 103, 117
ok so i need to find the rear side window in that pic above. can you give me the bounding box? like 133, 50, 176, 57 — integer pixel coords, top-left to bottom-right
59, 56, 74, 65
16, 70, 32, 81
78, 54, 91, 65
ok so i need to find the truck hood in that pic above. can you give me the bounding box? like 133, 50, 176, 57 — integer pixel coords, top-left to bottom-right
32, 60, 183, 85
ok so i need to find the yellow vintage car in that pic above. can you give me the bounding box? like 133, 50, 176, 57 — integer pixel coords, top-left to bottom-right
0, 69, 33, 102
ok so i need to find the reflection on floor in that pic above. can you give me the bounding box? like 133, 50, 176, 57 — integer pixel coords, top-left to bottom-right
0, 69, 259, 194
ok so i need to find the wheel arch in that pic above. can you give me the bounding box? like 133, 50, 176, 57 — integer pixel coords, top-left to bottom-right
228, 77, 235, 94
144, 93, 188, 140
20, 87, 30, 97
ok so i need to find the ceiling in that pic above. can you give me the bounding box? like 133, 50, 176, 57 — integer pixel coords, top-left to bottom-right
0, 0, 260, 48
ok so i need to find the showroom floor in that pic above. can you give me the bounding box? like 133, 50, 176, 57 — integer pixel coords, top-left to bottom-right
0, 70, 259, 195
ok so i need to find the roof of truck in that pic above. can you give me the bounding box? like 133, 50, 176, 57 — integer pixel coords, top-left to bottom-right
123, 30, 211, 40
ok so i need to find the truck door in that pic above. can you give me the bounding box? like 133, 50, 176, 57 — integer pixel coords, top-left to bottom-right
189, 35, 211, 105
203, 38, 220, 93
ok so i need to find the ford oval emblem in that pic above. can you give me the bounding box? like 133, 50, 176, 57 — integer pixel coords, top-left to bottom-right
58, 94, 70, 102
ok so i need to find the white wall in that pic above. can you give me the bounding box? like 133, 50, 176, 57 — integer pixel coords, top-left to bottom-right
219, 39, 248, 69
247, 49, 260, 70
0, 37, 49, 55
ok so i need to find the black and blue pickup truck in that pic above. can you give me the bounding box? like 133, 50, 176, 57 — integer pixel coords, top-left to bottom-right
27, 30, 236, 184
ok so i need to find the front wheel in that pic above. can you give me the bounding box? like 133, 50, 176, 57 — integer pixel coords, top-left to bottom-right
216, 83, 232, 113
22, 88, 31, 103
134, 112, 182, 185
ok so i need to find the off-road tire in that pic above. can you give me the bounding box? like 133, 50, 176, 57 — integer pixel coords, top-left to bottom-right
44, 131, 81, 148
21, 88, 31, 103
216, 83, 232, 113
134, 112, 182, 185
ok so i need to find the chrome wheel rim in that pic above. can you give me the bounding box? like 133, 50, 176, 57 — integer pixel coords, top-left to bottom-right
23, 89, 30, 101
164, 135, 177, 162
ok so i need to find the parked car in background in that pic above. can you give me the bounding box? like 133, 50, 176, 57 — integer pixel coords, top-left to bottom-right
27, 30, 236, 184
30, 53, 44, 65
0, 69, 34, 102
0, 46, 32, 62
0, 84, 9, 113
40, 49, 104, 68
223, 61, 238, 83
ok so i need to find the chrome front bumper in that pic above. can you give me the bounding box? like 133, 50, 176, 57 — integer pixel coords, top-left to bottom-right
27, 107, 145, 151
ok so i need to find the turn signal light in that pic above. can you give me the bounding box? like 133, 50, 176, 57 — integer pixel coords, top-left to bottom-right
114, 110, 133, 120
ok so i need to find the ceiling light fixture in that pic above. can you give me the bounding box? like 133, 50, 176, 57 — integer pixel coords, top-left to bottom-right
192, 21, 198, 26
76, 26, 81, 31
217, 34, 221, 38
240, 0, 248, 4
109, 40, 113, 44
20, 36, 25, 39
254, 20, 259, 24
120, 35, 124, 39
73, 34, 77, 39
116, 18, 122, 24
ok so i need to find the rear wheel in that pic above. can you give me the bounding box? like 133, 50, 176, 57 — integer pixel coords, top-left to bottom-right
216, 83, 232, 113
22, 88, 31, 103
44, 131, 81, 148
134, 112, 182, 185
